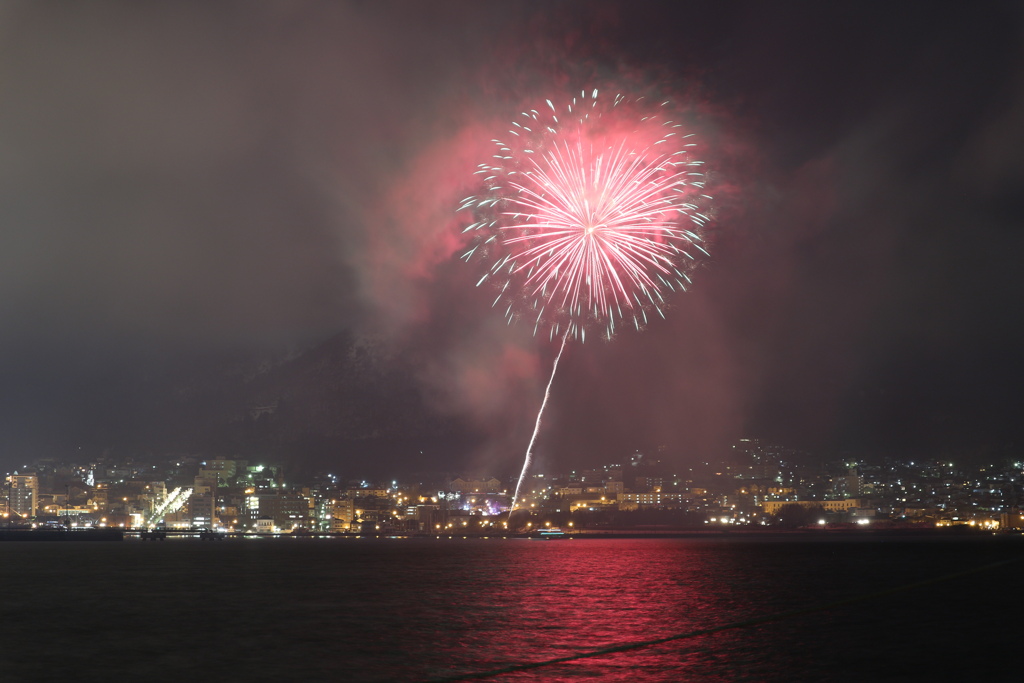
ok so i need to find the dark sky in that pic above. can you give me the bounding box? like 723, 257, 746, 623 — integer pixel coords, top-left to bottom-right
0, 1, 1022, 473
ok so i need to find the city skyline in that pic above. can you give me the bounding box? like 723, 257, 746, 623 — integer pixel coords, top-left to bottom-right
5, 436, 1023, 536
0, 2, 1021, 475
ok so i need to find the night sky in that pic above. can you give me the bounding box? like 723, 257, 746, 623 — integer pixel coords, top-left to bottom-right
0, 1, 1021, 474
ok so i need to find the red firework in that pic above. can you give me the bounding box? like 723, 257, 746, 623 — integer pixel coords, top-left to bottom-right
461, 89, 711, 341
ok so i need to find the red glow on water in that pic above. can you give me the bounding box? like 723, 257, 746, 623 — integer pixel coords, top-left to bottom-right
447, 539, 753, 682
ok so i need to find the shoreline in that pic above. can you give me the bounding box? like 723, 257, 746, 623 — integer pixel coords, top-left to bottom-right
3, 527, 1018, 542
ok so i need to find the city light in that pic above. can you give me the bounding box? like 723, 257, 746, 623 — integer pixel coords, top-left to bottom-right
0, 445, 1018, 539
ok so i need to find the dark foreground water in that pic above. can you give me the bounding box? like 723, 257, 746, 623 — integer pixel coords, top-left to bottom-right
1, 535, 1021, 682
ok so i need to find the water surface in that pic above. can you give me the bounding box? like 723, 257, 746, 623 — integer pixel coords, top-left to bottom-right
1, 536, 1020, 682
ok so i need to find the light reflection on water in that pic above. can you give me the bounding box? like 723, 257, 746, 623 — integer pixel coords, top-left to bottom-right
0, 537, 1020, 682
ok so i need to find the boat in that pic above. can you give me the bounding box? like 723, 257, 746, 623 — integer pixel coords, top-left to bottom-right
535, 527, 568, 539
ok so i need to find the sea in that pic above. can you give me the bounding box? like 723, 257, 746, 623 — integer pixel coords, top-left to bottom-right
1, 534, 1021, 682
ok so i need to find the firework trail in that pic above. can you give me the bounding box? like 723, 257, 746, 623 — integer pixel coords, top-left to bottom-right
510, 327, 569, 512
460, 89, 712, 518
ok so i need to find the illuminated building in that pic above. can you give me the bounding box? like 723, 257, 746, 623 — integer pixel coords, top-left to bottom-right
198, 457, 238, 487
9, 473, 39, 518
416, 504, 443, 532
188, 477, 217, 528
634, 476, 663, 492
331, 498, 355, 532
144, 482, 167, 519
568, 497, 618, 512
313, 497, 333, 531
345, 487, 388, 500
1000, 512, 1024, 530
832, 467, 864, 498
246, 464, 281, 490
90, 483, 109, 511
619, 492, 689, 507
761, 499, 865, 515
257, 492, 310, 530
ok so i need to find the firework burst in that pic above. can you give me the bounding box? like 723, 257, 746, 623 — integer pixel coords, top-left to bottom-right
460, 89, 714, 515
460, 89, 711, 341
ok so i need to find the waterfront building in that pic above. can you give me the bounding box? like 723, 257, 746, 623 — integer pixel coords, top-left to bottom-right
257, 492, 310, 530
188, 481, 217, 529
331, 498, 355, 532
312, 497, 333, 531
188, 491, 216, 528
761, 499, 866, 515
9, 473, 39, 518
